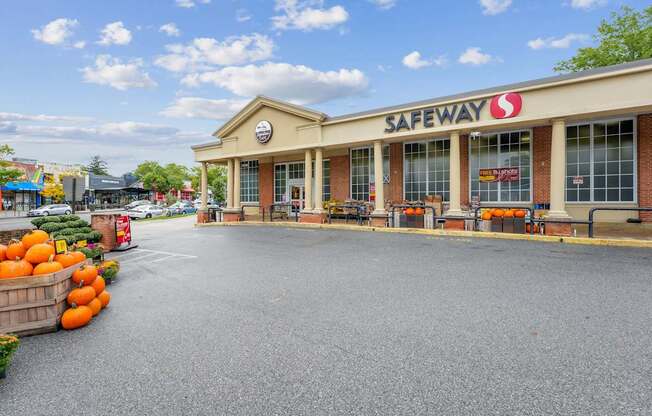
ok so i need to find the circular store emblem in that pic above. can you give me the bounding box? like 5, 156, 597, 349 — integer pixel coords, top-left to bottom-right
255, 120, 273, 144
490, 92, 523, 119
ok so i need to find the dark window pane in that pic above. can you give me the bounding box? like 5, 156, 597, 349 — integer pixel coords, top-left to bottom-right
579, 125, 590, 138
620, 119, 633, 134
594, 162, 606, 174
607, 122, 619, 135
594, 175, 605, 188
607, 175, 619, 187
621, 175, 633, 188
594, 123, 605, 136
579, 190, 590, 201
621, 189, 634, 202
621, 161, 634, 175
567, 190, 577, 202
566, 126, 577, 139
567, 164, 578, 175
594, 189, 606, 201
607, 189, 619, 201
607, 162, 619, 174
579, 164, 590, 176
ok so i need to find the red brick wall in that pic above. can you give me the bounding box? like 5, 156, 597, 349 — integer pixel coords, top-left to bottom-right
329, 154, 350, 201
259, 162, 274, 212
389, 142, 403, 202
460, 134, 469, 208
638, 114, 652, 221
533, 126, 552, 205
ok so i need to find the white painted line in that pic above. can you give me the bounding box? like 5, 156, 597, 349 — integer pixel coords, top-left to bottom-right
149, 254, 190, 264
118, 252, 165, 263
129, 248, 197, 258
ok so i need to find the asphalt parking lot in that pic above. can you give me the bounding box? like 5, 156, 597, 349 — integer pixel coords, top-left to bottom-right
1, 216, 651, 415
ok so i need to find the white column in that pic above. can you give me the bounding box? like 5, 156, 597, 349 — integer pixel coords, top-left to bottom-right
373, 140, 386, 214
200, 162, 208, 210
226, 159, 234, 209
447, 131, 463, 216
303, 149, 313, 211
233, 158, 241, 209
314, 148, 323, 212
548, 119, 570, 218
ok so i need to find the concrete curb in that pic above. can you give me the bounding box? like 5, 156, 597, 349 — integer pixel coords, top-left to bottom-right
195, 220, 652, 249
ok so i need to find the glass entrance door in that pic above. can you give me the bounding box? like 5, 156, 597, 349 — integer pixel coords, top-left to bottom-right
288, 180, 304, 216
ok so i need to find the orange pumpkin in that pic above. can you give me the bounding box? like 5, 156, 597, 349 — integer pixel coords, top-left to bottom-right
404, 207, 415, 216
5, 240, 26, 260
32, 256, 64, 276
54, 252, 77, 268
61, 304, 93, 330
526, 223, 540, 233
493, 209, 505, 218
414, 207, 424, 216
97, 290, 111, 308
24, 243, 55, 265
69, 251, 86, 264
503, 209, 515, 218
514, 209, 526, 218
90, 276, 106, 296
72, 265, 98, 286
481, 211, 492, 221
87, 298, 102, 316
21, 230, 49, 250
0, 244, 6, 261
67, 285, 96, 306
0, 258, 34, 279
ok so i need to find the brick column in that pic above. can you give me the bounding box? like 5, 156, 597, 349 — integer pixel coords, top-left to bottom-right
389, 142, 403, 202
533, 126, 552, 205
329, 155, 350, 201
226, 159, 234, 209
259, 162, 274, 215
460, 134, 469, 208
90, 214, 118, 251
638, 114, 652, 221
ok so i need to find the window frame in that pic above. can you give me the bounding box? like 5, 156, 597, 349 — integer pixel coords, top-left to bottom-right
239, 160, 259, 204
349, 145, 390, 202
565, 117, 637, 204
402, 137, 450, 202
467, 128, 534, 206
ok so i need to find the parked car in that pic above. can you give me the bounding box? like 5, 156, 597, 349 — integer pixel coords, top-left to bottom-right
128, 204, 165, 219
165, 201, 197, 216
124, 200, 151, 210
28, 204, 72, 217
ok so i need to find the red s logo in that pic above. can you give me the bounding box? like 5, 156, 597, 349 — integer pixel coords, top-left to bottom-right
490, 92, 522, 119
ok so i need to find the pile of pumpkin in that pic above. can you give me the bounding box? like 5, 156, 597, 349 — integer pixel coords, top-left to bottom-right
0, 230, 88, 278
480, 208, 528, 221
61, 264, 111, 330
403, 207, 426, 216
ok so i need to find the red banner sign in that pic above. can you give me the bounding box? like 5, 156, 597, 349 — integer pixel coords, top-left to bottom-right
479, 167, 520, 183
115, 215, 132, 245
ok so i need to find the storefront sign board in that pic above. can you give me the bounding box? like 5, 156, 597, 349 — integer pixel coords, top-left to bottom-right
479, 168, 520, 183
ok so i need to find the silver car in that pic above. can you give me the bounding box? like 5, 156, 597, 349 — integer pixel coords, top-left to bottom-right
128, 204, 165, 219
28, 204, 73, 216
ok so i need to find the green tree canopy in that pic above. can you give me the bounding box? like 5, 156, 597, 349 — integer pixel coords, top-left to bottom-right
134, 161, 190, 195
555, 6, 652, 73
86, 155, 109, 175
191, 165, 227, 202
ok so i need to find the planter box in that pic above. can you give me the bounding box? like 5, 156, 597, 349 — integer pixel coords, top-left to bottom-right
0, 260, 87, 337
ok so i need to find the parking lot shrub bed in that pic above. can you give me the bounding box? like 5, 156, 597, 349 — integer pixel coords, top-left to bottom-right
32, 216, 103, 246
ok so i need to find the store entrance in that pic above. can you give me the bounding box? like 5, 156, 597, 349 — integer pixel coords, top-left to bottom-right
288, 180, 304, 217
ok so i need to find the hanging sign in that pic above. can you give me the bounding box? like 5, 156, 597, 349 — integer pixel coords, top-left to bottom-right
54, 239, 68, 255
116, 215, 132, 245
479, 167, 520, 183
255, 120, 273, 144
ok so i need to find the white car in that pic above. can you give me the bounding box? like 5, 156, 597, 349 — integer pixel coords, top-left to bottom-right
127, 204, 165, 219
28, 204, 72, 216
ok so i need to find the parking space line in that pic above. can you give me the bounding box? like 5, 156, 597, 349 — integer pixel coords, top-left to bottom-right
118, 252, 165, 263
148, 255, 185, 264
129, 248, 197, 258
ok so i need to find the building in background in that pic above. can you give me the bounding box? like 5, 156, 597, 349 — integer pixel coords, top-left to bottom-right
154, 180, 195, 203
1, 159, 44, 212
86, 173, 152, 208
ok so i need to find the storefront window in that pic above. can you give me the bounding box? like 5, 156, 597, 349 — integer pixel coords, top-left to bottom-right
323, 160, 331, 201
274, 164, 287, 203
404, 139, 450, 201
240, 160, 259, 203
566, 119, 635, 202
351, 146, 390, 201
275, 161, 330, 203
470, 130, 531, 203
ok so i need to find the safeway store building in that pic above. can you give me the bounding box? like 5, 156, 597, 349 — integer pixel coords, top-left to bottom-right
192, 59, 652, 235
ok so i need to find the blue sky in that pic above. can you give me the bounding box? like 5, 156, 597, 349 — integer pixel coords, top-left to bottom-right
0, 0, 648, 174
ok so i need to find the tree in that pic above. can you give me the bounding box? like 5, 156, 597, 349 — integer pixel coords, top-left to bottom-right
555, 6, 652, 73
41, 183, 65, 203
0, 145, 23, 211
191, 165, 227, 202
163, 163, 190, 194
134, 161, 170, 194
86, 155, 109, 175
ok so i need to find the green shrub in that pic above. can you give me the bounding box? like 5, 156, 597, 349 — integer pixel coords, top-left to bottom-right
59, 215, 80, 222
31, 216, 60, 227
88, 231, 103, 242
0, 334, 20, 373
66, 219, 89, 228
39, 222, 68, 233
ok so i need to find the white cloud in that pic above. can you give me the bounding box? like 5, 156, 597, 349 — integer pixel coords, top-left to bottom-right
32, 18, 79, 46
181, 62, 369, 105
159, 23, 181, 37
370, 0, 397, 9
160, 97, 248, 120
569, 0, 607, 10
155, 33, 274, 73
0, 122, 18, 134
176, 0, 210, 8
402, 51, 446, 70
73, 41, 86, 49
528, 33, 589, 50
97, 21, 132, 46
0, 112, 92, 123
479, 0, 512, 15
236, 9, 252, 22
272, 0, 349, 31
81, 55, 157, 90
458, 47, 493, 65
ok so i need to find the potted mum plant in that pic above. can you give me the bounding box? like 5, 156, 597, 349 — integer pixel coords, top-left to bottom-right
0, 334, 20, 379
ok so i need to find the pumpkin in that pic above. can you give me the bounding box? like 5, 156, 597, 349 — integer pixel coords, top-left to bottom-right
503, 209, 515, 218
6, 240, 26, 260
414, 207, 424, 216
97, 290, 111, 308
514, 209, 526, 218
69, 251, 86, 264
21, 230, 49, 249
0, 258, 34, 279
24, 243, 55, 265
493, 209, 505, 218
61, 304, 93, 330
54, 252, 77, 268
87, 298, 102, 317
404, 207, 415, 216
526, 223, 540, 233
0, 244, 6, 261
72, 265, 98, 286
481, 211, 492, 221
32, 256, 64, 276
67, 285, 96, 306
90, 276, 106, 296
